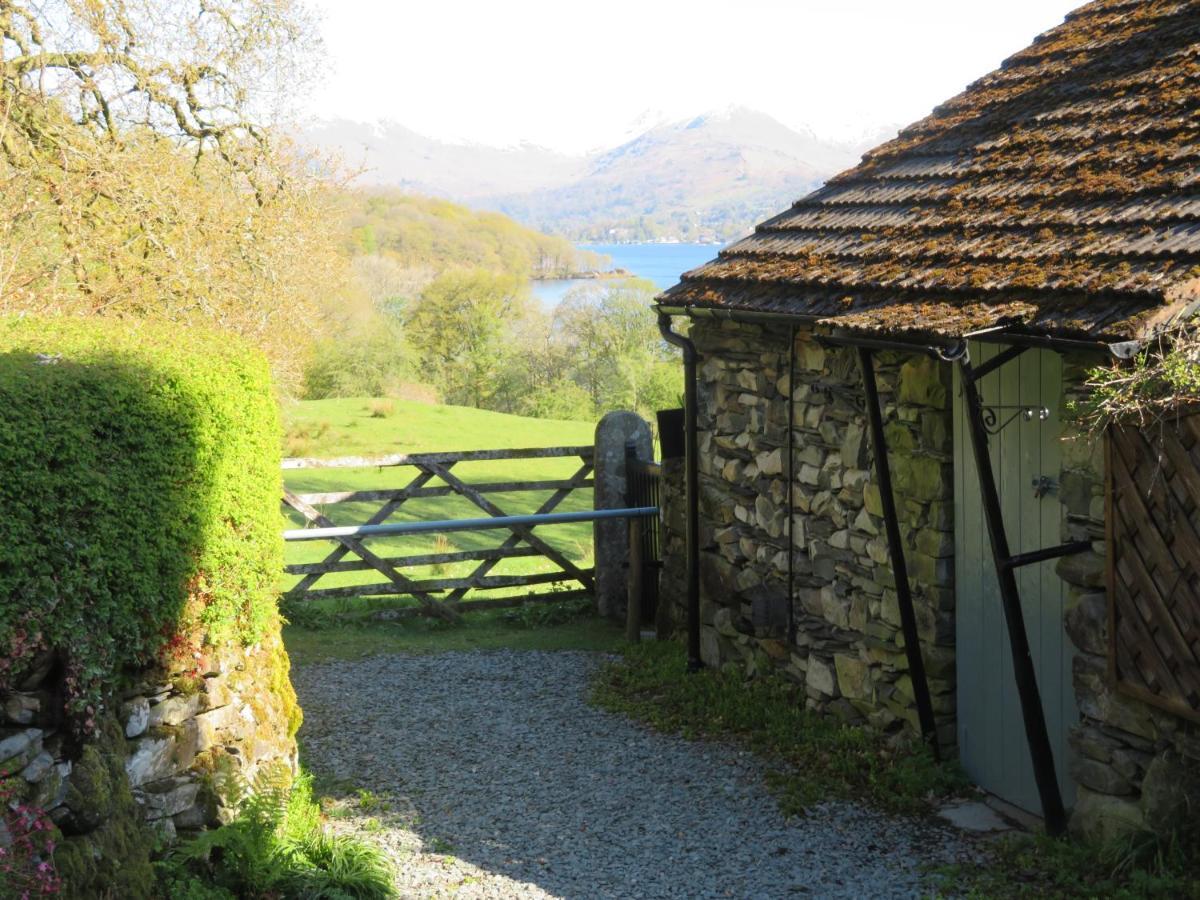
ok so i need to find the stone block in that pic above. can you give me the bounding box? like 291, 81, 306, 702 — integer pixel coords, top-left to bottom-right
19, 750, 54, 783
4, 693, 41, 726
841, 423, 869, 469
1064, 591, 1107, 655
897, 356, 949, 408
892, 455, 951, 501
1070, 787, 1145, 843
0, 728, 41, 770
806, 657, 837, 696
125, 735, 178, 788
1072, 757, 1133, 796
835, 654, 874, 701
123, 697, 150, 738
137, 777, 202, 820
1056, 551, 1106, 589
864, 483, 883, 517
1141, 751, 1200, 836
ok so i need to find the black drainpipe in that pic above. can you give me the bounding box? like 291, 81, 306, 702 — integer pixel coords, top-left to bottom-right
657, 313, 702, 671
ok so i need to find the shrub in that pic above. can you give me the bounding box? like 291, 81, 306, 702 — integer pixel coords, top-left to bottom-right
0, 316, 282, 728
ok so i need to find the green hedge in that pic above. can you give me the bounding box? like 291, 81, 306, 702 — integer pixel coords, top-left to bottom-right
0, 317, 282, 723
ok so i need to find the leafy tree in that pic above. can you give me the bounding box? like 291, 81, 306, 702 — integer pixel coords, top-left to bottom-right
0, 0, 346, 391
405, 269, 543, 408
550, 279, 681, 418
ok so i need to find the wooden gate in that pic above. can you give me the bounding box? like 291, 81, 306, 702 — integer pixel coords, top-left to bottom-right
954, 343, 1078, 813
1108, 416, 1200, 722
282, 446, 595, 621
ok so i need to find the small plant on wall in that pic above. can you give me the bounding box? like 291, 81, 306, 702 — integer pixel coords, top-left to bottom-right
1084, 323, 1200, 428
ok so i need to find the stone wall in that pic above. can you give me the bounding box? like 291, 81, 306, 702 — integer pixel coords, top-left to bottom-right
659, 322, 1200, 837
1057, 356, 1200, 841
662, 318, 956, 746
0, 619, 299, 897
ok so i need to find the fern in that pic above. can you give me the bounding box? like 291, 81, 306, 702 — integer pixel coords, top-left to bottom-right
162, 766, 395, 899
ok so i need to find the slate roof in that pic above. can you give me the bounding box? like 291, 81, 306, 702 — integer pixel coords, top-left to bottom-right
659, 0, 1200, 341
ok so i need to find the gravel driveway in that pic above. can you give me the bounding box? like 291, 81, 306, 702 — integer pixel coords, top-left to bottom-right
293, 650, 973, 899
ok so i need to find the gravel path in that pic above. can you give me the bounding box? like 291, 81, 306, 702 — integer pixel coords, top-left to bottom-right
293, 650, 974, 899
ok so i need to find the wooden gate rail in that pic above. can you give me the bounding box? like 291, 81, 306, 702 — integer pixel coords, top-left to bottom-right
281, 446, 595, 619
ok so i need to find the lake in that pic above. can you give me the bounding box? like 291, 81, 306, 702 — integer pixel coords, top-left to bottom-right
530, 242, 721, 306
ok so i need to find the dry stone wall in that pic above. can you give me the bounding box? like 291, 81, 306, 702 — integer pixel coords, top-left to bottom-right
0, 620, 299, 896
659, 324, 1200, 837
663, 318, 957, 746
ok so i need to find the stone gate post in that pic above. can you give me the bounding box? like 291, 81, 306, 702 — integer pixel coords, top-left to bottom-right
593, 411, 652, 618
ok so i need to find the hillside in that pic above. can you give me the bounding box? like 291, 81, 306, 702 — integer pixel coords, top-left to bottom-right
340, 191, 607, 278
309, 108, 884, 242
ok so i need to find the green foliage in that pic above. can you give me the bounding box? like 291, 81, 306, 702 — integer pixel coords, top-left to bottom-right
404, 269, 539, 409
302, 320, 417, 401
340, 191, 607, 279
545, 280, 682, 419
499, 595, 594, 629
1084, 325, 1200, 429
0, 316, 282, 726
591, 642, 968, 816
934, 826, 1200, 898
161, 769, 396, 899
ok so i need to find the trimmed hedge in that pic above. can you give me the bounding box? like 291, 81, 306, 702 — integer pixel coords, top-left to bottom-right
0, 317, 282, 725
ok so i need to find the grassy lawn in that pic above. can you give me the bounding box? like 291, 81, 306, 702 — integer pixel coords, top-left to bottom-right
280, 397, 597, 618
284, 606, 624, 666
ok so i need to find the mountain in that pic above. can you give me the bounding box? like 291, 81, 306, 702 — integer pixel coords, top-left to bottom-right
305, 107, 887, 242
305, 119, 585, 198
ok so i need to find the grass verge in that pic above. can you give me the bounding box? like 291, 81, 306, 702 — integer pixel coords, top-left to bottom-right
590, 641, 968, 816
283, 607, 623, 666
932, 827, 1200, 899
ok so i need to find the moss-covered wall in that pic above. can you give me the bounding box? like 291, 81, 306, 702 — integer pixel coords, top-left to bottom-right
0, 317, 298, 897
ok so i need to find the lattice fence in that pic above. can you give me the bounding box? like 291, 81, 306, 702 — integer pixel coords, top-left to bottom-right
1108, 417, 1200, 722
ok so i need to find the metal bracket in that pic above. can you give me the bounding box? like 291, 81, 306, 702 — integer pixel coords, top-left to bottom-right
981, 404, 1051, 434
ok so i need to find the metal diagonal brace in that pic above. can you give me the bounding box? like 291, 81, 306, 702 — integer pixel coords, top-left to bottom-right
958, 353, 1068, 836
858, 348, 941, 760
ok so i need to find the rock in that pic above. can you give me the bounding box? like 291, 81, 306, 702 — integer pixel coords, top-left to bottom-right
124, 697, 150, 738
835, 655, 874, 701
125, 735, 177, 788
172, 802, 210, 831
756, 448, 783, 476
897, 356, 948, 408
806, 657, 837, 696
1140, 751, 1200, 835
1056, 551, 1106, 588
0, 728, 42, 769
841, 424, 868, 469
137, 777, 201, 820
20, 750, 54, 783
892, 455, 951, 502
864, 483, 883, 517
147, 693, 202, 728
1070, 787, 1145, 843
1064, 591, 1107, 655
1072, 758, 1132, 796
4, 693, 40, 725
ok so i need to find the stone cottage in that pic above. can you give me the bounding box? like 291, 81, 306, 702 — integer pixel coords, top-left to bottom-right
655, 0, 1200, 839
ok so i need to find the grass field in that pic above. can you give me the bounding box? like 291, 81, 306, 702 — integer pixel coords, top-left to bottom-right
280, 397, 597, 618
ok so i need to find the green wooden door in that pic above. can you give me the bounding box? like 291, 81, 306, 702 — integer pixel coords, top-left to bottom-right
953, 342, 1078, 814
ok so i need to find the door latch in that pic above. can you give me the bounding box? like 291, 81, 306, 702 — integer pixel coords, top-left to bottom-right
1033, 475, 1057, 498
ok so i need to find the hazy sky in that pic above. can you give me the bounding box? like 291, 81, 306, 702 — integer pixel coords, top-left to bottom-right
306, 0, 1083, 153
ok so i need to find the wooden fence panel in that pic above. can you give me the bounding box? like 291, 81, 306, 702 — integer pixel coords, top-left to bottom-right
1108, 418, 1200, 722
